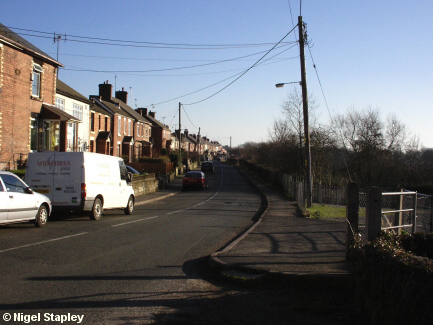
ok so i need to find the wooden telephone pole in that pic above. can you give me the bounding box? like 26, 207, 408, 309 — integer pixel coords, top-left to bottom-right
298, 16, 313, 208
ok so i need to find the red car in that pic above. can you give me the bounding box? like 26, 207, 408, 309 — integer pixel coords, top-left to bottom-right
182, 171, 208, 190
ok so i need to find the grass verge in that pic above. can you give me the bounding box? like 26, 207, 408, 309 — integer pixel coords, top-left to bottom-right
306, 204, 346, 220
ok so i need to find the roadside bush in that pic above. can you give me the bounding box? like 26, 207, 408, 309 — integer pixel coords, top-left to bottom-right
169, 152, 182, 168
138, 156, 171, 164
10, 169, 26, 179
350, 232, 433, 324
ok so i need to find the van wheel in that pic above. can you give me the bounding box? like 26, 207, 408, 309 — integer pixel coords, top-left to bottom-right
124, 196, 134, 215
90, 198, 103, 220
35, 205, 48, 227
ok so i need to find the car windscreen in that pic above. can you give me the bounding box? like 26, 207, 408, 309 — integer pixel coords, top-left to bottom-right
185, 172, 202, 178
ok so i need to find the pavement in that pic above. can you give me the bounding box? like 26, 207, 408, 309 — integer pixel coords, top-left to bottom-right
134, 167, 354, 286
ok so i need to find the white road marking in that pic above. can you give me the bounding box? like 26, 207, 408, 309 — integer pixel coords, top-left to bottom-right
111, 216, 159, 227
0, 232, 88, 253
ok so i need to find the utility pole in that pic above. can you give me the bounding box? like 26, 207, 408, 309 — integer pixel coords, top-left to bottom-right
197, 127, 201, 164
298, 16, 313, 208
178, 102, 181, 152
54, 34, 62, 77
179, 102, 183, 174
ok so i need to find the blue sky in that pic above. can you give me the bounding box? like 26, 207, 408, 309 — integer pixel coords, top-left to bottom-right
2, 1, 432, 148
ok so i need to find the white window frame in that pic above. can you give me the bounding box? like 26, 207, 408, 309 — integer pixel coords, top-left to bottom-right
32, 63, 43, 97
73, 103, 83, 121
55, 97, 65, 110
118, 116, 121, 136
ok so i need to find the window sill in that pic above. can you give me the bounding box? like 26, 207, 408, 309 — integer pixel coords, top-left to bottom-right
31, 96, 43, 102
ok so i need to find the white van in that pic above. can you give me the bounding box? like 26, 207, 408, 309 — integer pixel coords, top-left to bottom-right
25, 152, 135, 220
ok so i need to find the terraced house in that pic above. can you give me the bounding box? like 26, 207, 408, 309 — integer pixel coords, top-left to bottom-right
0, 23, 67, 169
90, 82, 152, 161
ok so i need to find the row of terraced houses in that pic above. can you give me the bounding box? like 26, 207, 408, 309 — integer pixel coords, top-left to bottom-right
0, 23, 224, 170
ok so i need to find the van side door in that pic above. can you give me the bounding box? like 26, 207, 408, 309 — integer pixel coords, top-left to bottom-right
118, 161, 131, 206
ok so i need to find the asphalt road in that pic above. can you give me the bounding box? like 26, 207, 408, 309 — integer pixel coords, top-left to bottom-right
0, 162, 264, 324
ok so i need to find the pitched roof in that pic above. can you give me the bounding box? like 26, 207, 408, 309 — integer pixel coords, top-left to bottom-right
0, 23, 62, 66
111, 98, 150, 124
89, 96, 130, 119
56, 79, 92, 105
142, 112, 170, 130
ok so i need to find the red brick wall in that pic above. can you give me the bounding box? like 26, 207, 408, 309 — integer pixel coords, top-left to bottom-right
89, 110, 111, 155
0, 43, 57, 167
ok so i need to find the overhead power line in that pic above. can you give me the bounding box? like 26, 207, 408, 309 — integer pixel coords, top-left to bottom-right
7, 26, 297, 50
183, 25, 298, 106
62, 43, 296, 74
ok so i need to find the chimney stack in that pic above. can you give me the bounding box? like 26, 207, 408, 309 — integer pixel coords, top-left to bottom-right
98, 81, 113, 101
136, 108, 148, 116
115, 87, 128, 104
149, 111, 156, 118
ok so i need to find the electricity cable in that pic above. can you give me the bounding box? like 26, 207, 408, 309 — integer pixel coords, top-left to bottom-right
183, 25, 298, 106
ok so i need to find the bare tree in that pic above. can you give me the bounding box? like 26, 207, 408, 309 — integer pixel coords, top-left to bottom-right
278, 87, 319, 180
280, 86, 318, 146
332, 106, 409, 185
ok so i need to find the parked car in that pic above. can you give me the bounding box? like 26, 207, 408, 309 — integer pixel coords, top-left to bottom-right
0, 171, 51, 227
126, 165, 140, 174
182, 171, 208, 190
201, 161, 214, 173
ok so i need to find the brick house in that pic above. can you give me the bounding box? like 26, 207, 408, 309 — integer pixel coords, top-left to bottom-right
111, 88, 152, 162
88, 100, 112, 155
0, 23, 75, 169
136, 108, 172, 157
90, 82, 152, 161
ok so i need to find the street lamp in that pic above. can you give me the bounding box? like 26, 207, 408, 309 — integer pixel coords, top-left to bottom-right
275, 81, 301, 88
276, 79, 312, 208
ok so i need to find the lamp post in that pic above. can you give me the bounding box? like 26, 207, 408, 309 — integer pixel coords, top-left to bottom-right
276, 81, 312, 208
275, 81, 301, 88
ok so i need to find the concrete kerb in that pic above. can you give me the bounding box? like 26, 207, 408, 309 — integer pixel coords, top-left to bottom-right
208, 167, 271, 280
208, 166, 355, 288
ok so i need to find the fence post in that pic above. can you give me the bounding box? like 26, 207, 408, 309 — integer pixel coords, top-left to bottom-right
366, 187, 382, 241
394, 188, 403, 235
346, 182, 359, 260
412, 192, 417, 234
431, 196, 433, 233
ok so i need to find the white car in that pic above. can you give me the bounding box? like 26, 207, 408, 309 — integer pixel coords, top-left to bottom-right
0, 171, 51, 227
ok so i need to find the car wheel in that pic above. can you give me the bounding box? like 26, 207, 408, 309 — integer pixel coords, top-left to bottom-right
34, 205, 48, 227
89, 198, 103, 220
124, 195, 134, 215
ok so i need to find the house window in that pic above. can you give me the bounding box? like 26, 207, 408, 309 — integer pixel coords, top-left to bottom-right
123, 118, 126, 134
55, 97, 65, 110
118, 116, 121, 136
30, 118, 38, 151
90, 112, 95, 132
67, 123, 77, 151
73, 103, 83, 121
128, 120, 131, 136
43, 120, 60, 151
32, 64, 43, 97
105, 117, 108, 131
